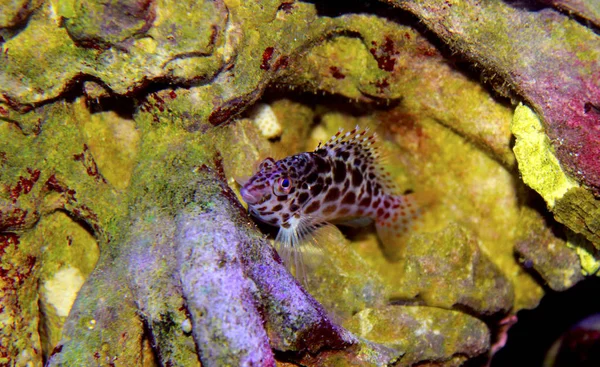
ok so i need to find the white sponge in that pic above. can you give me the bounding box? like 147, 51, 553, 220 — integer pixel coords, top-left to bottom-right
249, 103, 282, 139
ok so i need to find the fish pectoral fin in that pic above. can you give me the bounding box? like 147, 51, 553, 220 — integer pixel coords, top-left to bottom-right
274, 219, 340, 286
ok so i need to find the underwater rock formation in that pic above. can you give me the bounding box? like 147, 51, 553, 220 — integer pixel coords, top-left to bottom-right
1, 0, 599, 366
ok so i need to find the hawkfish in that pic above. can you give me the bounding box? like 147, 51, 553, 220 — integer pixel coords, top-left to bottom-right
240, 126, 423, 280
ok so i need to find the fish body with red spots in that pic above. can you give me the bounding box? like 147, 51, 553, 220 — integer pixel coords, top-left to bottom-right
240, 127, 422, 278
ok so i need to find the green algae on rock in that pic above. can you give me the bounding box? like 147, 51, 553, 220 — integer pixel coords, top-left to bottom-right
394, 225, 513, 316
554, 188, 600, 250
2, 0, 599, 365
0, 99, 129, 366
515, 206, 584, 291
345, 306, 490, 366
302, 226, 390, 323
37, 211, 100, 357
281, 13, 516, 167
565, 222, 600, 277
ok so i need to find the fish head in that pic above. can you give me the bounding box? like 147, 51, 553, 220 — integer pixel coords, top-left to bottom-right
241, 154, 309, 226
240, 157, 281, 205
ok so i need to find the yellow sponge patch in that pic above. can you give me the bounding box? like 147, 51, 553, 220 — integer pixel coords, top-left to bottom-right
511, 103, 577, 207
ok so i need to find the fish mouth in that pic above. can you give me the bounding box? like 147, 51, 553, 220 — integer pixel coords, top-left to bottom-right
240, 186, 261, 205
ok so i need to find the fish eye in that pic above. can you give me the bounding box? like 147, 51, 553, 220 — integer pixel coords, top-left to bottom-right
274, 177, 293, 196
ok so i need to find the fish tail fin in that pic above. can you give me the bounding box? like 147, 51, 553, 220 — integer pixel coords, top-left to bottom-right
375, 191, 434, 260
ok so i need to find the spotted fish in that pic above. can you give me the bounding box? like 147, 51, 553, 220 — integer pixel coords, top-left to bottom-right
240, 126, 423, 279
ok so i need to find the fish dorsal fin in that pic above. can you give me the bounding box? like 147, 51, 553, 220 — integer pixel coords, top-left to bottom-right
318, 125, 398, 195
321, 125, 378, 155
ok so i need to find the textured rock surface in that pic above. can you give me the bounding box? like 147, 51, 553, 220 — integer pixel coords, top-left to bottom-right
1, 0, 599, 366
541, 0, 600, 28
345, 306, 490, 366
393, 225, 513, 316
515, 206, 584, 291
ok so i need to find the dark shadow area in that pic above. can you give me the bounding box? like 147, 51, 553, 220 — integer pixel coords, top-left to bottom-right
491, 277, 600, 367
261, 87, 403, 119
503, 0, 550, 11
57, 208, 98, 240
85, 84, 137, 120
303, 0, 401, 20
